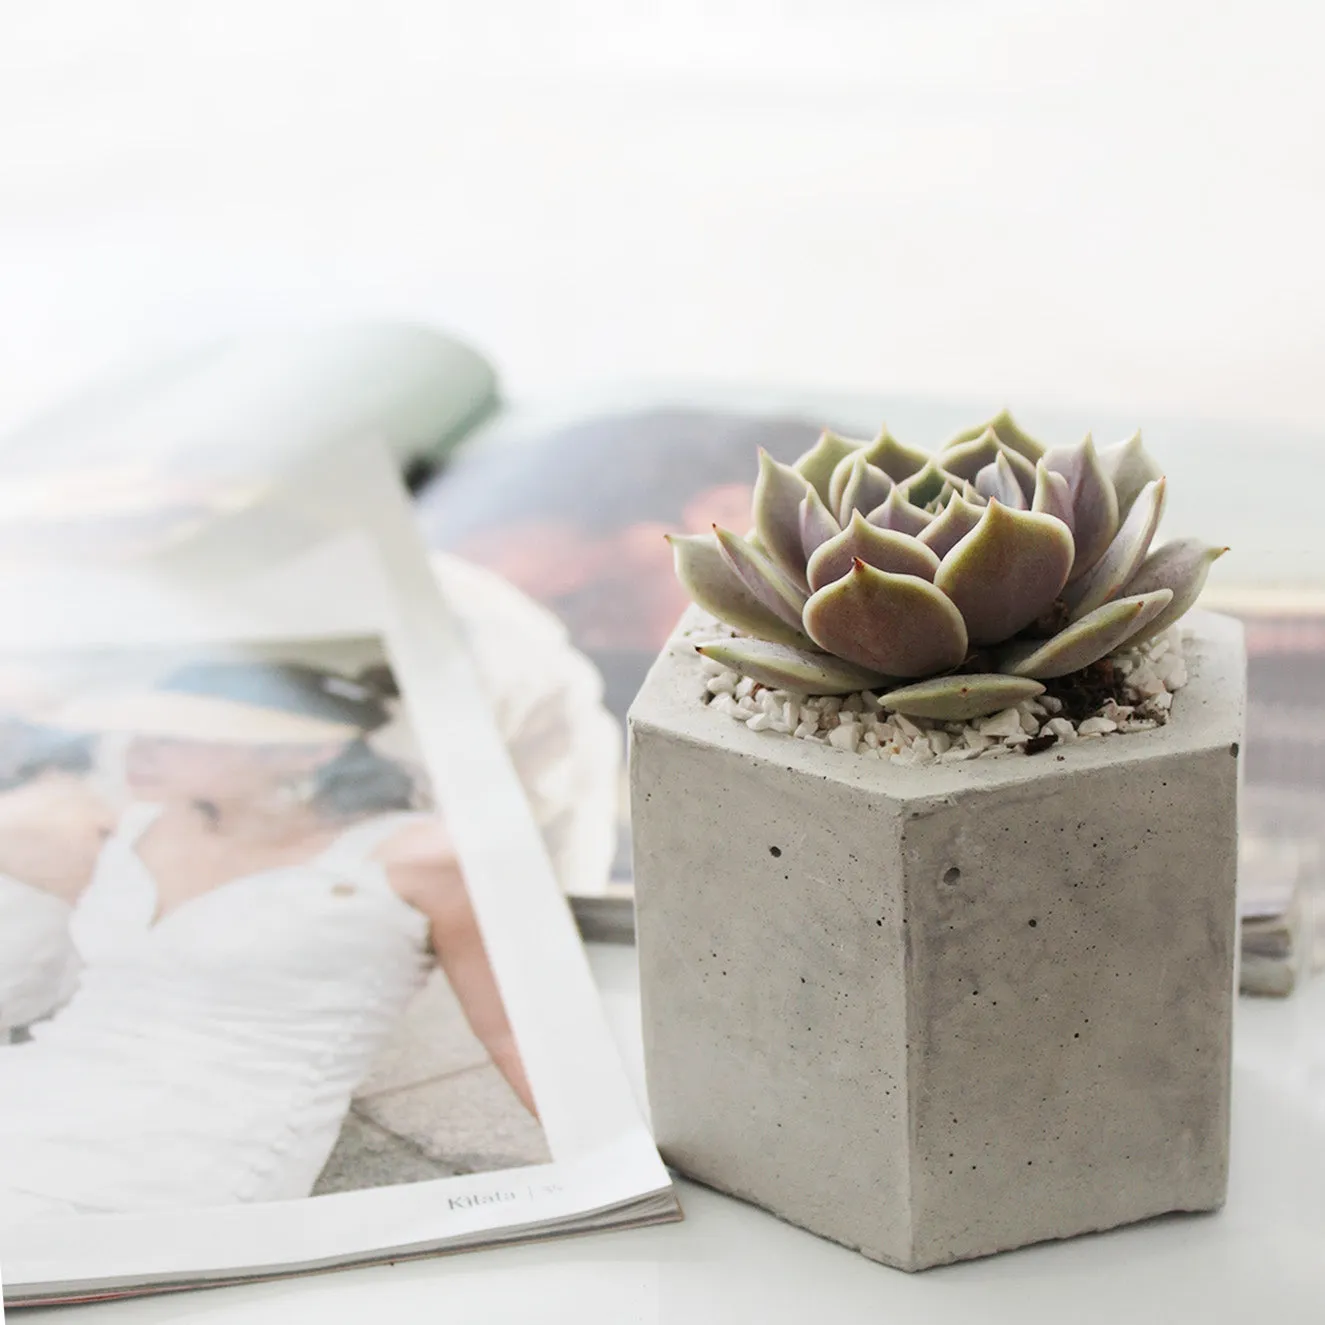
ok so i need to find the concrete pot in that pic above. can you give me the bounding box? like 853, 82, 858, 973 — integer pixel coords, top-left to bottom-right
629, 608, 1245, 1270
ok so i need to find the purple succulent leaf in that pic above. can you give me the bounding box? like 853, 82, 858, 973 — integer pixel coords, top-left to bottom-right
933, 501, 1075, 647
753, 448, 815, 590
697, 637, 892, 696
793, 429, 865, 502
803, 561, 969, 678
1065, 477, 1168, 619
1031, 463, 1074, 533
713, 525, 810, 633
667, 533, 811, 647
806, 510, 940, 592
798, 485, 842, 562
880, 673, 1046, 721
856, 428, 929, 483
944, 409, 1046, 463
1042, 434, 1120, 580
867, 487, 934, 536
918, 495, 985, 558
1098, 430, 1163, 520
999, 589, 1173, 679
1118, 538, 1229, 647
973, 451, 1029, 509
836, 454, 895, 524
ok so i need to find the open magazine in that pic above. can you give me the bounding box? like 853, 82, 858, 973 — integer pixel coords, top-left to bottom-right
0, 379, 676, 1305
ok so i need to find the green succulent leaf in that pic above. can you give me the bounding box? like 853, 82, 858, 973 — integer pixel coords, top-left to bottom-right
806, 510, 941, 592
867, 486, 934, 536
941, 428, 1003, 480
900, 459, 951, 508
697, 637, 891, 696
714, 525, 810, 633
1118, 538, 1228, 646
999, 589, 1173, 679
918, 495, 985, 558
856, 428, 929, 484
974, 451, 1029, 509
879, 673, 1046, 721
945, 409, 1046, 463
934, 501, 1075, 646
752, 449, 816, 591
798, 484, 841, 561
1099, 430, 1163, 521
1042, 434, 1120, 581
667, 533, 811, 647
1066, 477, 1167, 619
794, 429, 864, 502
803, 561, 969, 678
836, 453, 895, 525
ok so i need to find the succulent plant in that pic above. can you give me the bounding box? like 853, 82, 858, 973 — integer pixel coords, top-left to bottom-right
669, 410, 1226, 721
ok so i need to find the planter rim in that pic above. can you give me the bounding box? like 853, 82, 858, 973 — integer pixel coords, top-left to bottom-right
629, 607, 1245, 804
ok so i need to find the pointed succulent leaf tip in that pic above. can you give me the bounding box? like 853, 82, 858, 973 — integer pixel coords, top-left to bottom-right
798, 485, 841, 562
752, 449, 815, 590
1099, 430, 1163, 521
793, 429, 864, 502
880, 673, 1046, 722
713, 525, 809, 633
941, 427, 1003, 481
900, 459, 951, 509
974, 451, 1028, 509
999, 589, 1173, 679
836, 453, 894, 525
944, 410, 1046, 463
666, 533, 810, 647
806, 510, 941, 592
934, 501, 1075, 647
697, 637, 891, 697
867, 486, 934, 537
803, 560, 969, 678
1066, 477, 1167, 619
1042, 434, 1119, 581
856, 428, 929, 484
1031, 463, 1074, 532
1118, 539, 1228, 647
918, 495, 985, 559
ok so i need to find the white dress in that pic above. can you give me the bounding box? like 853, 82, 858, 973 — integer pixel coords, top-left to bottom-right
0, 875, 80, 1034
0, 804, 433, 1222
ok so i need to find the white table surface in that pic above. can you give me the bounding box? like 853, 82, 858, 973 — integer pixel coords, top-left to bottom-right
32, 943, 1325, 1325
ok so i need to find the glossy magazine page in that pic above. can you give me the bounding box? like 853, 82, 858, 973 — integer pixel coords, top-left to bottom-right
0, 444, 674, 1306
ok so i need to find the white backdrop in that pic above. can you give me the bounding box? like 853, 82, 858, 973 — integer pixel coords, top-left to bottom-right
0, 1, 1322, 432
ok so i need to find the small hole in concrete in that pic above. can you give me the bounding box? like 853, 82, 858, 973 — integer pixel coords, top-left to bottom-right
1028, 918, 1038, 927
769, 846, 782, 858
943, 866, 961, 885
1230, 741, 1240, 757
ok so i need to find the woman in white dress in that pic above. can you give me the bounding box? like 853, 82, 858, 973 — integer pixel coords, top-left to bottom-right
0, 658, 534, 1221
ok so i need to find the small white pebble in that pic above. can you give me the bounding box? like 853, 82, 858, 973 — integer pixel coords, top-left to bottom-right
770, 720, 793, 735
893, 713, 924, 740
746, 712, 773, 731
1040, 695, 1064, 714
862, 728, 881, 748
829, 721, 861, 752
1146, 690, 1175, 712
705, 672, 737, 696
711, 694, 742, 718
1167, 663, 1188, 689
977, 708, 1024, 738
1003, 730, 1031, 746
963, 731, 994, 751
1077, 716, 1117, 736
928, 730, 953, 755
1046, 717, 1078, 742
841, 694, 865, 715
860, 690, 883, 712
939, 745, 982, 762
735, 676, 757, 700
698, 656, 729, 677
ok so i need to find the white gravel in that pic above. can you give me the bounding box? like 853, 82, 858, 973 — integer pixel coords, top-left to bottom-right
697, 628, 1189, 764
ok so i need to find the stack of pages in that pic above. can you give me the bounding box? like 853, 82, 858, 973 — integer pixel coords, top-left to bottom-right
0, 326, 677, 1307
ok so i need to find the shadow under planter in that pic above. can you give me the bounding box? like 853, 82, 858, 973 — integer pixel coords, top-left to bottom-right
629, 608, 1245, 1270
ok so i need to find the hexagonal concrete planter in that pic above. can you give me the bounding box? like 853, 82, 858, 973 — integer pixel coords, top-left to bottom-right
629, 607, 1244, 1270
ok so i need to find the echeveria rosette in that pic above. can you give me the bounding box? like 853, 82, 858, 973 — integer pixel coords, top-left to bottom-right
668, 412, 1227, 721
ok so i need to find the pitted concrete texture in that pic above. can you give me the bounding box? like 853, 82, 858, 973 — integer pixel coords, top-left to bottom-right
629, 608, 1244, 1269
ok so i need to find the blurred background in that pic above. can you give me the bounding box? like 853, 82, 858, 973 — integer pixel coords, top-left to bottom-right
0, 0, 1321, 430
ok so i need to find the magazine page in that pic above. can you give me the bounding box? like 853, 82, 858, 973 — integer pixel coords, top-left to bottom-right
0, 444, 674, 1306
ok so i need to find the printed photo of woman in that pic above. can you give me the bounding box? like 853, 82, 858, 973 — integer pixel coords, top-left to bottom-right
0, 641, 550, 1223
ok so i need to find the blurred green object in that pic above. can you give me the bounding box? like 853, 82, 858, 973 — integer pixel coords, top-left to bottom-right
0, 322, 499, 485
